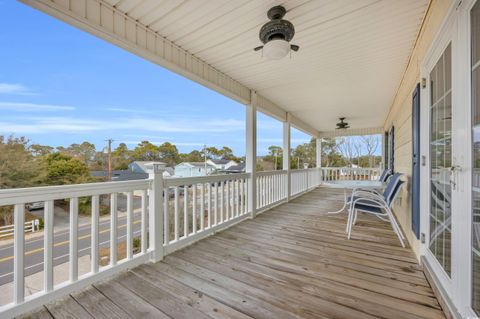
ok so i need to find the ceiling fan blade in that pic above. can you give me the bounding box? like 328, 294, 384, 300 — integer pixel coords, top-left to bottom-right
290, 44, 300, 52
253, 46, 264, 51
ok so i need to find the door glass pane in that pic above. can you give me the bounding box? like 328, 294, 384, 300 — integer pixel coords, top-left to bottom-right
472, 1, 480, 313
429, 43, 452, 276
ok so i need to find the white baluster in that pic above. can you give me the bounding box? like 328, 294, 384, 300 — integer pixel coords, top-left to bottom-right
69, 197, 78, 282
91, 196, 99, 274
126, 191, 133, 260
141, 190, 148, 254
14, 204, 24, 304
110, 193, 118, 265
192, 184, 197, 234
44, 200, 54, 291
184, 185, 189, 238
174, 187, 179, 241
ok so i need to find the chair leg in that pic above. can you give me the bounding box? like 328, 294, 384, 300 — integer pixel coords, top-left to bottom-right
385, 206, 405, 240
353, 210, 358, 225
385, 207, 405, 247
347, 209, 355, 239
346, 205, 353, 233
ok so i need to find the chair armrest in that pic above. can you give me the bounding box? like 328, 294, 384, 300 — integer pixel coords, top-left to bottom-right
351, 188, 382, 196
352, 196, 386, 209
351, 190, 387, 206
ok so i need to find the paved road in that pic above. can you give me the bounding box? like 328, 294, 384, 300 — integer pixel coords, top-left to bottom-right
0, 212, 143, 285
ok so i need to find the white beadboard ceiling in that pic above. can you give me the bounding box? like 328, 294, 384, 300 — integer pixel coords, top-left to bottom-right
74, 0, 430, 132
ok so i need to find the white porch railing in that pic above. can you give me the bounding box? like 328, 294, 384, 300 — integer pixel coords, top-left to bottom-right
256, 170, 288, 211
291, 168, 322, 196
162, 173, 250, 255
320, 167, 381, 182
0, 166, 324, 317
0, 165, 385, 317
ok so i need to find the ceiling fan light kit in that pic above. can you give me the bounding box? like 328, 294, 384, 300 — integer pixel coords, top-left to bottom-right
263, 39, 291, 60
254, 6, 299, 60
336, 117, 350, 130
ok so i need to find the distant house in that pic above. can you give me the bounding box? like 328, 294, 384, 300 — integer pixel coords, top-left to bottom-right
222, 163, 245, 174
129, 161, 174, 178
90, 170, 148, 182
206, 159, 238, 170
174, 162, 216, 177
91, 161, 173, 181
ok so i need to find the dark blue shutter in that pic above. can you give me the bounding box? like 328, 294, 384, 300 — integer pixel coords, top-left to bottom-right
411, 83, 421, 239
389, 126, 395, 172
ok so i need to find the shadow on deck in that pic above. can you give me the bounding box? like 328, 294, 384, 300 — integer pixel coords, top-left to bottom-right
21, 187, 445, 319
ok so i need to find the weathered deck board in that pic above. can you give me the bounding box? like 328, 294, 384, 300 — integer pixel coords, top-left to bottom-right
21, 187, 446, 319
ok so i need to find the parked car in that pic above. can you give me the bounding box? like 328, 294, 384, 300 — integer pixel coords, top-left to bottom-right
26, 202, 45, 211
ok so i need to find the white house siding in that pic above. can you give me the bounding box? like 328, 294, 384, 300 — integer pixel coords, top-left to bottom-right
174, 163, 215, 177
383, 0, 453, 259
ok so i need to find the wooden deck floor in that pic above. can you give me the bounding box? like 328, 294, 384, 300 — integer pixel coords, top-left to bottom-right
22, 187, 445, 319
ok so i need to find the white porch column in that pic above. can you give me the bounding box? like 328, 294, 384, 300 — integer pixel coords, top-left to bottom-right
283, 118, 291, 201
146, 163, 166, 262
316, 137, 322, 168
246, 91, 257, 218
316, 137, 322, 185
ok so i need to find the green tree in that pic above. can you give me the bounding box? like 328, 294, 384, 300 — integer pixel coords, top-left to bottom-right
44, 153, 91, 185
58, 142, 97, 167
204, 146, 220, 160
264, 146, 283, 170
0, 136, 45, 189
158, 142, 179, 166
30, 144, 54, 156
218, 146, 233, 160
180, 150, 203, 162
131, 141, 160, 161
0, 136, 46, 225
112, 143, 131, 170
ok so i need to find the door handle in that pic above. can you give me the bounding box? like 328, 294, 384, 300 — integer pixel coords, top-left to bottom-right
449, 165, 462, 191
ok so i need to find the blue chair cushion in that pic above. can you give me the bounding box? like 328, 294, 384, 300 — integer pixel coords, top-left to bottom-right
352, 203, 382, 214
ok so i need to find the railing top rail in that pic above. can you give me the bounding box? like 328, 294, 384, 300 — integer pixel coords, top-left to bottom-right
321, 167, 381, 170
0, 179, 151, 206
164, 173, 250, 187
256, 170, 287, 177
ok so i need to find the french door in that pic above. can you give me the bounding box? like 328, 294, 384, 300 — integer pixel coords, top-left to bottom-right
428, 43, 453, 277
421, 1, 479, 317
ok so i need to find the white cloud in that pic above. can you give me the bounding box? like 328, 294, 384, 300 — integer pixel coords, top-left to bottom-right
0, 102, 75, 111
0, 116, 244, 134
123, 141, 205, 147
258, 138, 310, 144
0, 83, 34, 95
104, 107, 151, 114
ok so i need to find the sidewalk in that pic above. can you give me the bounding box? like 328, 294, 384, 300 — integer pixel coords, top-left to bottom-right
0, 254, 91, 306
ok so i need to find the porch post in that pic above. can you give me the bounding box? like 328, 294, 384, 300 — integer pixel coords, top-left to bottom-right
283, 116, 291, 201
146, 163, 166, 262
316, 137, 322, 185
246, 91, 257, 218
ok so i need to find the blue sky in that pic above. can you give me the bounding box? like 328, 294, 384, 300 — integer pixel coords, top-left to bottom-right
0, 1, 312, 156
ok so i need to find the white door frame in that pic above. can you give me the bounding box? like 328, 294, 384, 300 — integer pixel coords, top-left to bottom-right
420, 1, 475, 317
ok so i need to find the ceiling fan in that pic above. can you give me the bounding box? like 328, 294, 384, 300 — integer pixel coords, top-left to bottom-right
336, 117, 350, 130
254, 6, 300, 60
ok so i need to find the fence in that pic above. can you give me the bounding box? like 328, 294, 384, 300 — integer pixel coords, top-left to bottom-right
0, 220, 40, 238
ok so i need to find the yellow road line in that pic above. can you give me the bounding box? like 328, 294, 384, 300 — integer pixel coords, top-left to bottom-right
0, 220, 141, 263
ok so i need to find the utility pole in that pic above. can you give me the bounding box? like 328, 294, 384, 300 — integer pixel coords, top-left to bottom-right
105, 139, 113, 181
